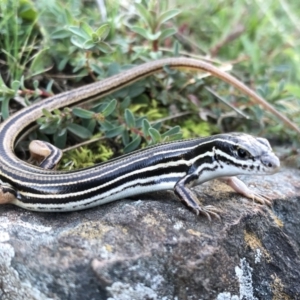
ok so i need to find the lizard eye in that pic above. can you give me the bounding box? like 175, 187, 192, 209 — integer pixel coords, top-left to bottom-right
237, 148, 250, 159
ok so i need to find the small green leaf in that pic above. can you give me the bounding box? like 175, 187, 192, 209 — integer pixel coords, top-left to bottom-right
63, 8, 75, 25
36, 117, 44, 125
53, 130, 67, 149
123, 135, 141, 153
131, 26, 150, 40
72, 107, 95, 119
134, 3, 153, 27
96, 42, 112, 53
67, 123, 92, 139
19, 76, 25, 89
135, 116, 147, 128
38, 122, 52, 131
46, 80, 54, 93
100, 119, 114, 130
82, 39, 95, 49
11, 81, 20, 92
152, 122, 162, 130
157, 9, 180, 26
42, 108, 53, 118
29, 48, 52, 76
120, 96, 131, 110
95, 24, 110, 39
58, 127, 67, 137
58, 58, 69, 71
33, 80, 39, 90
19, 0, 38, 22
86, 119, 96, 133
1, 96, 10, 119
148, 128, 161, 144
105, 125, 125, 138
68, 26, 90, 39
91, 33, 99, 43
51, 29, 70, 39
160, 28, 176, 40
0, 76, 14, 96
124, 109, 135, 128
127, 83, 146, 98
70, 35, 86, 49
161, 126, 181, 138
142, 119, 151, 137
132, 27, 161, 40
53, 108, 61, 116
91, 63, 104, 76
173, 40, 180, 56
102, 99, 117, 117
81, 22, 94, 36
147, 31, 162, 41
163, 133, 182, 142
257, 86, 267, 98
107, 63, 121, 76
122, 130, 130, 145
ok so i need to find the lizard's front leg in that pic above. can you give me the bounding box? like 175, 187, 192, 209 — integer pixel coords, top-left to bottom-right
174, 174, 221, 220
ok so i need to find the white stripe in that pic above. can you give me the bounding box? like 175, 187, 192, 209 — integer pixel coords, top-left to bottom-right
12, 172, 185, 211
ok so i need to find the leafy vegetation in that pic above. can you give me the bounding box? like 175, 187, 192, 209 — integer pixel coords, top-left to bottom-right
0, 0, 299, 169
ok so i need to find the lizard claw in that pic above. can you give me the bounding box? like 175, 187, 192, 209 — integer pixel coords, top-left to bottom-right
249, 192, 272, 206
193, 205, 222, 221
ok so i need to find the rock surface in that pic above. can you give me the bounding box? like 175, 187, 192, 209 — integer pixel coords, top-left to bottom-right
0, 167, 299, 300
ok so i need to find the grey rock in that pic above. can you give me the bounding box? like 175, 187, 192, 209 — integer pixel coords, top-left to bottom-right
0, 167, 299, 300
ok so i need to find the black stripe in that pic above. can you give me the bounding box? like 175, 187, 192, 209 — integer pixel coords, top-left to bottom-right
17, 164, 187, 204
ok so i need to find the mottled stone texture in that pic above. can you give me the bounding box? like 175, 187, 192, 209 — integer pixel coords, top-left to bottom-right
0, 167, 299, 300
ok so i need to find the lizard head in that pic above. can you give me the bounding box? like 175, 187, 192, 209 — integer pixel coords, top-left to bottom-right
212, 133, 280, 176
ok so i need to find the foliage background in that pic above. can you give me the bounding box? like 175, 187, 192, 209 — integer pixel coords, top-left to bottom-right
0, 0, 299, 169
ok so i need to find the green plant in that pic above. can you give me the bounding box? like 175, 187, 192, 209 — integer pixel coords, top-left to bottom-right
130, 2, 180, 52
1, 0, 300, 171
61, 142, 114, 170
39, 96, 182, 153
0, 0, 46, 118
